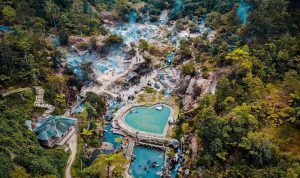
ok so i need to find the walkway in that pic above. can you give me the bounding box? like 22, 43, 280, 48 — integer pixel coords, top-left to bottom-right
34, 86, 55, 120
65, 132, 77, 178
57, 127, 77, 146
1, 87, 30, 97
125, 138, 135, 159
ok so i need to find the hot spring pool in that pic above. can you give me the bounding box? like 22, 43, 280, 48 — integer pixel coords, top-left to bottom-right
104, 124, 123, 149
124, 104, 172, 134
130, 146, 165, 178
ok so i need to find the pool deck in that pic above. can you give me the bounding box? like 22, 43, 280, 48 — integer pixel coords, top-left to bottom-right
113, 103, 176, 144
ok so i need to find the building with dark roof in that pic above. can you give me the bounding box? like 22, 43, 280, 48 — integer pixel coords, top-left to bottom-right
33, 115, 77, 147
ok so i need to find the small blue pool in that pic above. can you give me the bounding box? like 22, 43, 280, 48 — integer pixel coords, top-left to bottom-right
124, 105, 171, 134
0, 26, 10, 31
104, 124, 123, 149
167, 53, 175, 63
130, 146, 165, 178
163, 90, 171, 97
237, 0, 252, 24
95, 62, 108, 73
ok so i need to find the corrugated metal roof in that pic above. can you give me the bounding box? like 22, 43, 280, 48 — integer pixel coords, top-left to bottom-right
34, 115, 77, 141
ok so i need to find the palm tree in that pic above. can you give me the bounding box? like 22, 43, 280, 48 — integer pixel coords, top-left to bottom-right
81, 128, 93, 139
83, 153, 129, 178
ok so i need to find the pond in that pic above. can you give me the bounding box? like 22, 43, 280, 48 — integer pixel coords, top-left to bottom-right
124, 104, 172, 134
237, 0, 252, 24
95, 62, 108, 73
130, 146, 165, 178
0, 26, 11, 31
104, 124, 123, 149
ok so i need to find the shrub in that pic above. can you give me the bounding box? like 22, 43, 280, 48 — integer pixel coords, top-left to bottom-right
182, 61, 196, 76
145, 87, 155, 93
102, 35, 123, 49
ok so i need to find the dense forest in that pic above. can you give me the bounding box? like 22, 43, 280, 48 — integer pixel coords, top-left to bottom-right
0, 0, 299, 178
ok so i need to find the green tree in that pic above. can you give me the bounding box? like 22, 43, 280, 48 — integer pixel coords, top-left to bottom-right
85, 102, 98, 120
90, 37, 97, 50
33, 17, 46, 33
138, 39, 149, 52
10, 167, 30, 178
85, 92, 106, 116
47, 75, 66, 92
83, 0, 91, 14
215, 78, 233, 112
287, 163, 300, 178
181, 123, 190, 134
181, 61, 196, 76
225, 104, 259, 146
242, 73, 265, 100
42, 175, 57, 178
54, 93, 66, 108
17, 37, 32, 62
239, 132, 275, 166
2, 6, 16, 24
178, 40, 192, 61
0, 148, 14, 178
81, 61, 94, 82
58, 14, 70, 29
83, 153, 129, 177
114, 0, 129, 18
102, 34, 123, 49
197, 107, 223, 150
225, 48, 249, 62
81, 128, 93, 139
45, 1, 60, 29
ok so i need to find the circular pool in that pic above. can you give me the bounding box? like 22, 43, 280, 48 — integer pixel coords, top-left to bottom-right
124, 104, 173, 135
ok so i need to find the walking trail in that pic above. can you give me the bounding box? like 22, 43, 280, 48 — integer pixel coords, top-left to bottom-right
33, 86, 55, 120
65, 133, 77, 178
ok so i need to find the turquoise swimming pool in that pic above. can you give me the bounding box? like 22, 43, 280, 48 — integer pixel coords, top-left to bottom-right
124, 104, 171, 134
104, 124, 123, 149
130, 146, 165, 178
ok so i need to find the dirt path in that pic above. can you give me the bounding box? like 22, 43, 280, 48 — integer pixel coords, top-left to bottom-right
65, 132, 77, 178
191, 135, 198, 163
